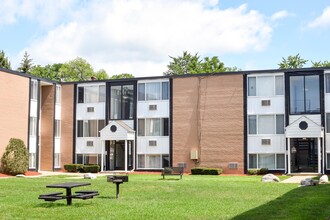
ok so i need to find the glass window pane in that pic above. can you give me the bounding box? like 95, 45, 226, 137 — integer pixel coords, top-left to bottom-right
249, 154, 257, 169
326, 75, 330, 93
56, 86, 61, 104
99, 85, 106, 102
257, 76, 274, 96
29, 117, 37, 136
146, 118, 160, 136
258, 115, 275, 134
77, 120, 83, 137
327, 154, 330, 169
162, 82, 169, 100
327, 113, 330, 133
258, 154, 275, 169
276, 114, 284, 134
138, 83, 145, 101
98, 120, 105, 137
55, 120, 61, 137
146, 155, 161, 168
78, 87, 84, 103
162, 155, 170, 168
31, 80, 38, 100
162, 118, 169, 136
138, 154, 145, 168
85, 86, 98, 103
83, 121, 89, 137
248, 115, 257, 134
111, 86, 122, 119
89, 120, 98, 137
290, 76, 305, 114
275, 75, 284, 95
122, 85, 134, 119
276, 154, 285, 169
305, 75, 320, 113
146, 83, 161, 100
248, 77, 256, 96
138, 119, 145, 136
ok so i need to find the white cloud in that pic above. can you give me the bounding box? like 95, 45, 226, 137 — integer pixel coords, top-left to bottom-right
19, 0, 273, 77
308, 6, 330, 28
271, 10, 290, 21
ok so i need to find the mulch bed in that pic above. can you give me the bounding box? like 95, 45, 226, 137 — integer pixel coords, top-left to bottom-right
0, 171, 41, 178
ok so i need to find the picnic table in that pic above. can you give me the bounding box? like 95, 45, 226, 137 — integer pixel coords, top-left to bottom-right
39, 182, 99, 205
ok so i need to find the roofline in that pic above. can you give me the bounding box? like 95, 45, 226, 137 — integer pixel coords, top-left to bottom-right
0, 67, 58, 84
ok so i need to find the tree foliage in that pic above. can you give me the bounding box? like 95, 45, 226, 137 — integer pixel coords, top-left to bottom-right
0, 50, 11, 69
278, 54, 308, 69
17, 51, 34, 74
31, 63, 63, 81
1, 138, 29, 175
164, 51, 239, 75
312, 60, 330, 67
110, 73, 134, 79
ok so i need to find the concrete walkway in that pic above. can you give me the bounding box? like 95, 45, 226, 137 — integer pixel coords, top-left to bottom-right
281, 175, 316, 183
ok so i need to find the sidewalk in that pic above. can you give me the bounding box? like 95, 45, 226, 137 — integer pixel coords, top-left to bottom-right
281, 175, 316, 183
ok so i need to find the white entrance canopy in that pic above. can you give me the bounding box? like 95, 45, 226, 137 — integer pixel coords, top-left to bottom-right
99, 121, 136, 172
285, 115, 324, 174
285, 116, 324, 138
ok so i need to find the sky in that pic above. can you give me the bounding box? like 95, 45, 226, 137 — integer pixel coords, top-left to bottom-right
1, 0, 330, 77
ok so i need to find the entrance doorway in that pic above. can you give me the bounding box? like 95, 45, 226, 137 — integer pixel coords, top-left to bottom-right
290, 138, 318, 172
104, 140, 133, 171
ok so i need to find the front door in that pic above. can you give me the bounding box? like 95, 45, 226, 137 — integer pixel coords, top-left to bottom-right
290, 138, 318, 172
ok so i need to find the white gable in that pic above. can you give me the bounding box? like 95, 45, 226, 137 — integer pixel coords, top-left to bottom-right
285, 116, 324, 138
100, 121, 135, 141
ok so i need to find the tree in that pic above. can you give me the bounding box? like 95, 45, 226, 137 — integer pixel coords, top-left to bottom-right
17, 51, 34, 74
31, 63, 63, 81
0, 50, 11, 69
94, 69, 109, 80
110, 73, 134, 79
164, 51, 238, 75
278, 54, 308, 69
59, 57, 95, 81
1, 138, 29, 175
312, 60, 330, 67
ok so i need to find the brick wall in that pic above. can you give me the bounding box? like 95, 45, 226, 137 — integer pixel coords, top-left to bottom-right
172, 74, 244, 174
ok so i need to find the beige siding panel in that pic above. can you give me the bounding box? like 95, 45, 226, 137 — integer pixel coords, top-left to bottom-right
40, 85, 55, 171
60, 84, 74, 169
172, 74, 244, 174
0, 71, 29, 157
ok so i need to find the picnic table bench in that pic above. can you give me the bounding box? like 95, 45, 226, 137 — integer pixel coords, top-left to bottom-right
38, 182, 99, 205
161, 167, 184, 179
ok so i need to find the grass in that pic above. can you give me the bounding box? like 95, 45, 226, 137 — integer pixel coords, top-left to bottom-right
0, 174, 329, 220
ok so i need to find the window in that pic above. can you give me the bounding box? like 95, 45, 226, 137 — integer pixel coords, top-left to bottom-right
138, 81, 169, 101
29, 117, 37, 136
146, 155, 161, 168
110, 84, 134, 120
138, 118, 169, 136
248, 154, 285, 169
29, 153, 36, 168
326, 74, 330, 93
248, 77, 256, 96
327, 113, 330, 133
55, 120, 61, 138
77, 85, 105, 103
55, 86, 61, 104
327, 153, 330, 169
30, 80, 38, 100
77, 120, 105, 137
290, 75, 320, 114
76, 154, 101, 166
54, 153, 60, 168
248, 75, 284, 97
248, 115, 284, 135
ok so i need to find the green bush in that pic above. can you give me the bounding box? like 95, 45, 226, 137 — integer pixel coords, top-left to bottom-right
191, 167, 222, 175
1, 138, 29, 175
258, 168, 269, 175
81, 164, 100, 173
247, 168, 269, 175
64, 164, 83, 172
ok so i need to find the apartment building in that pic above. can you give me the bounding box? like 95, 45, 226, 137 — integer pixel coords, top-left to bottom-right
1, 67, 330, 174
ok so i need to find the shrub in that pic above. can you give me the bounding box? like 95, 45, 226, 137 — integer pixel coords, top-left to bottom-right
247, 169, 258, 175
191, 167, 222, 175
1, 138, 29, 175
64, 164, 83, 172
81, 164, 100, 173
258, 168, 269, 175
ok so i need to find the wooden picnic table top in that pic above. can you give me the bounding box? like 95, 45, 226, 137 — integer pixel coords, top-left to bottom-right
46, 182, 91, 189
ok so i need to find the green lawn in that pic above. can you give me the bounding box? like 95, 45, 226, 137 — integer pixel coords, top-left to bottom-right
0, 174, 329, 220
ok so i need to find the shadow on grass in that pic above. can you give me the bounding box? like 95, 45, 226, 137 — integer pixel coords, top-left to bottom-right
232, 184, 330, 220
